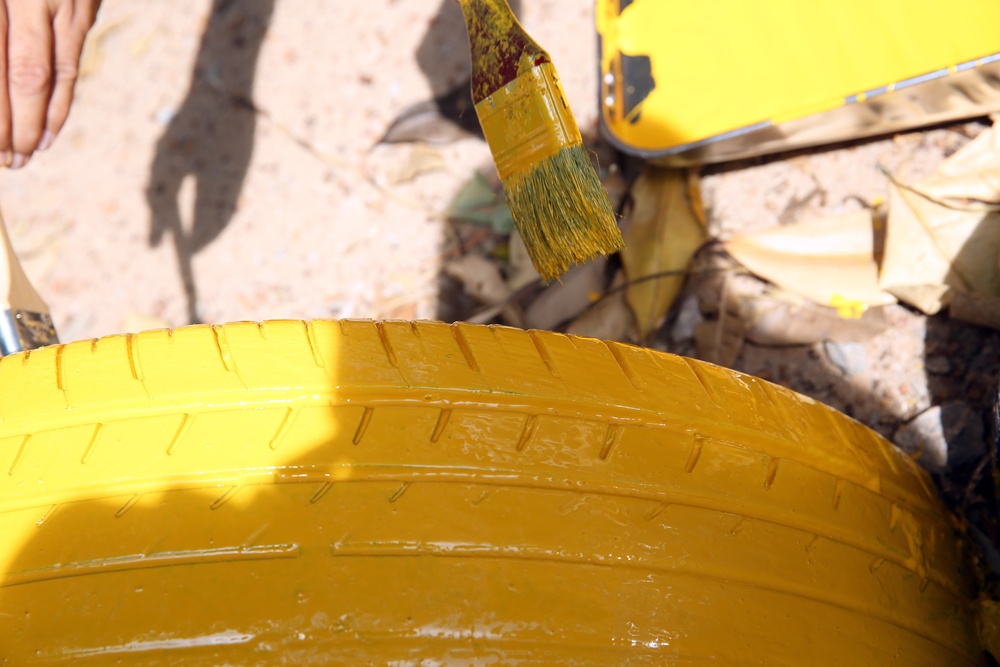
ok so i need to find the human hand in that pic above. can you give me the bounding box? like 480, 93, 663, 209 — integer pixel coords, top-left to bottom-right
1, 0, 101, 169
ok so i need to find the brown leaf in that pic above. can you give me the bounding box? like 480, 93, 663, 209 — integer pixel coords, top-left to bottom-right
380, 82, 483, 145
741, 293, 887, 346
445, 255, 527, 327
621, 166, 706, 338
386, 144, 446, 185
121, 312, 171, 334
443, 255, 510, 306
525, 258, 606, 331
949, 291, 1000, 332
917, 124, 1000, 205
507, 231, 541, 291
565, 271, 633, 341
724, 209, 895, 312
79, 16, 131, 79
694, 274, 744, 367
879, 125, 1000, 314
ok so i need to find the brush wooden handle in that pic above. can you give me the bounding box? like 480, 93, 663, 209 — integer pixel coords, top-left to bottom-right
457, 0, 550, 103
0, 212, 57, 355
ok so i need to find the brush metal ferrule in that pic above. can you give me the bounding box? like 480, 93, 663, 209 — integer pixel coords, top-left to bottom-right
475, 62, 583, 181
0, 309, 58, 356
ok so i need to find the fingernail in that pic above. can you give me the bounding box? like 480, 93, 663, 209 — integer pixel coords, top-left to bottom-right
0, 151, 10, 167
10, 153, 28, 169
38, 130, 54, 151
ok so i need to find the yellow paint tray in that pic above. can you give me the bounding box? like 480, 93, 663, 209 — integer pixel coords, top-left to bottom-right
597, 0, 1000, 165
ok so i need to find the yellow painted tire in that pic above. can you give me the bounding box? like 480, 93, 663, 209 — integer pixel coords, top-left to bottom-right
0, 320, 981, 665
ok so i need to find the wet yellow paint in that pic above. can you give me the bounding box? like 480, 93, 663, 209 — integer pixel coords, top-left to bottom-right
475, 62, 581, 180
503, 143, 623, 280
599, 0, 1000, 152
471, 62, 621, 281
0, 320, 984, 664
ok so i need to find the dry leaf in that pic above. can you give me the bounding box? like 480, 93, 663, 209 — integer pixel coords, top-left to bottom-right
525, 258, 606, 331
601, 168, 630, 213
565, 271, 633, 341
621, 166, 706, 338
694, 274, 744, 367
121, 312, 171, 334
507, 231, 541, 291
740, 292, 887, 346
443, 255, 510, 306
446, 171, 515, 234
686, 169, 708, 226
444, 255, 526, 328
79, 16, 130, 78
386, 144, 445, 185
724, 209, 895, 311
917, 125, 1000, 205
879, 123, 1000, 314
976, 598, 1000, 662
949, 291, 1000, 332
883, 183, 1000, 313
669, 294, 703, 343
130, 30, 157, 58
380, 82, 482, 145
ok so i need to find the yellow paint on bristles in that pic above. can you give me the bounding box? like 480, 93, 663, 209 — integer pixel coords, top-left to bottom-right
460, 0, 623, 280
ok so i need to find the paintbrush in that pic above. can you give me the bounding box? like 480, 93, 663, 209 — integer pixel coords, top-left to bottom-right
457, 0, 623, 280
0, 211, 58, 355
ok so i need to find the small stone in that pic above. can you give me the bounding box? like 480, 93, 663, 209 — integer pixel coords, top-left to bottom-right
940, 401, 986, 469
670, 295, 703, 343
894, 401, 985, 474
154, 106, 176, 125
895, 407, 948, 473
924, 356, 951, 375
822, 340, 867, 377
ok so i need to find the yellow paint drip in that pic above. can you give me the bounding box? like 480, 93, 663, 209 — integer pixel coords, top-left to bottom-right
475, 62, 582, 181
831, 294, 868, 319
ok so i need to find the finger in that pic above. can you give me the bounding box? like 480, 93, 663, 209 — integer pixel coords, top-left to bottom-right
44, 1, 99, 149
6, 0, 54, 159
0, 5, 12, 164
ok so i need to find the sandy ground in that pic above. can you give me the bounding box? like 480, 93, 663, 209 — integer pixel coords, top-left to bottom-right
0, 0, 596, 341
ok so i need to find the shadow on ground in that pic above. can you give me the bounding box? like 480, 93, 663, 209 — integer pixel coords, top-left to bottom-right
146, 0, 276, 324
382, 0, 523, 144
415, 0, 531, 139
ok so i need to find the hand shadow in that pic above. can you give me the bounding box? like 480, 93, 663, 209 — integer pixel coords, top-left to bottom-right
146, 0, 276, 324
382, 0, 522, 144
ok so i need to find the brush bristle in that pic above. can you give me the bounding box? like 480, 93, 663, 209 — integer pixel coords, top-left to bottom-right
502, 144, 623, 281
